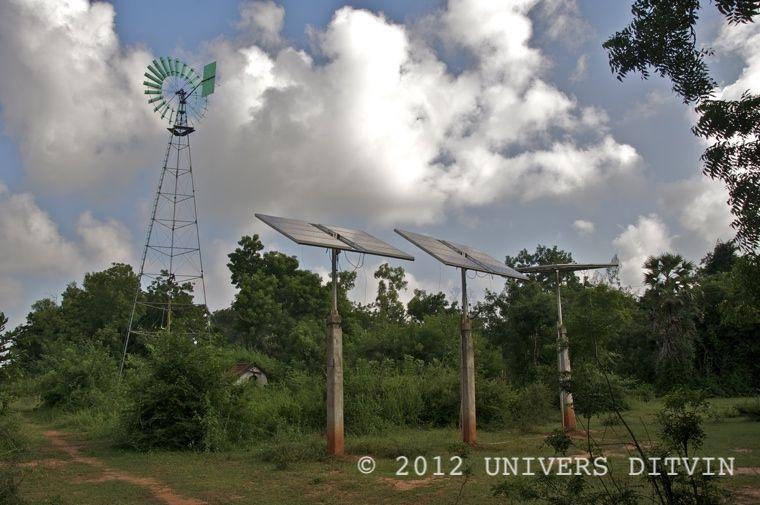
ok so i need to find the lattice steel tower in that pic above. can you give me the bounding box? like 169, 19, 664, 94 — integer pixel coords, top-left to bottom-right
120, 57, 217, 375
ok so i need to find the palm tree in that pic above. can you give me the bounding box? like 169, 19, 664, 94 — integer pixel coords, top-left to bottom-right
641, 254, 699, 387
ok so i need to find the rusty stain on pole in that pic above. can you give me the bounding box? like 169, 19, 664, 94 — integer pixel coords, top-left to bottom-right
460, 268, 477, 444
556, 269, 576, 431
326, 249, 344, 455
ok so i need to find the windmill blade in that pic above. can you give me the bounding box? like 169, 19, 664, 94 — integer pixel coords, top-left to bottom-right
144, 72, 162, 86
179, 62, 188, 79
143, 81, 161, 90
153, 99, 167, 112
148, 96, 163, 104
158, 57, 171, 77
150, 61, 166, 79
144, 89, 162, 95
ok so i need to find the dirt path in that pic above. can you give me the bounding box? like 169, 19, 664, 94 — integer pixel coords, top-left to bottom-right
42, 430, 205, 505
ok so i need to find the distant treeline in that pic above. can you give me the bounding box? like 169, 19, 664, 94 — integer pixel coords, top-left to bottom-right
0, 237, 758, 450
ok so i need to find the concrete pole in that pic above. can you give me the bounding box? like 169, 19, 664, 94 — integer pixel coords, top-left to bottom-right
326, 249, 344, 455
556, 269, 576, 431
460, 268, 477, 444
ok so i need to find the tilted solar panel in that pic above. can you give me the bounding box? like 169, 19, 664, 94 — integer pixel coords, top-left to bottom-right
442, 240, 528, 280
255, 214, 351, 250
256, 214, 414, 261
318, 224, 414, 261
394, 229, 490, 273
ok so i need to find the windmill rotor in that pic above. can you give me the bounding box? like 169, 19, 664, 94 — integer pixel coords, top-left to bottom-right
142, 57, 216, 127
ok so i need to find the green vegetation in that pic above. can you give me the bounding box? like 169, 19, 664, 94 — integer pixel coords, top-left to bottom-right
1, 236, 759, 503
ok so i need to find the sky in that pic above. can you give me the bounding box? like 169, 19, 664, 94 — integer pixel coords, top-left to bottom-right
0, 0, 754, 329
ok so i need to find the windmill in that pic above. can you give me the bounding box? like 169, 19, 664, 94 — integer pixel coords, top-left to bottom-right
119, 57, 217, 376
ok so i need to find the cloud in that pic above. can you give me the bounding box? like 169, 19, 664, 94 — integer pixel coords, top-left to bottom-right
714, 20, 760, 99
76, 212, 134, 267
570, 53, 588, 83
0, 0, 641, 231
659, 176, 734, 244
612, 214, 673, 290
573, 219, 595, 236
238, 1, 285, 48
0, 0, 162, 193
534, 0, 593, 46
623, 90, 670, 121
191, 1, 641, 228
0, 184, 133, 325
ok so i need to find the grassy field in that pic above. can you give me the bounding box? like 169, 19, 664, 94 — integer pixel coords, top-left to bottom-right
4, 397, 760, 504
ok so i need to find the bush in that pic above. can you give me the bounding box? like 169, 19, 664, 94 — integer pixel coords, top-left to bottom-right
736, 398, 760, 421
119, 331, 252, 451
36, 341, 118, 410
253, 430, 326, 469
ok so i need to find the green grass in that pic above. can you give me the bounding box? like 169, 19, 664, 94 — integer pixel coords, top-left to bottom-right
3, 397, 759, 504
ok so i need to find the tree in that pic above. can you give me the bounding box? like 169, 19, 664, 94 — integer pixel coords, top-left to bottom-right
60, 263, 140, 354
476, 282, 555, 385
699, 240, 738, 275
228, 235, 329, 360
373, 263, 407, 323
11, 298, 70, 372
604, 0, 759, 250
407, 289, 452, 323
640, 254, 700, 389
506, 245, 579, 289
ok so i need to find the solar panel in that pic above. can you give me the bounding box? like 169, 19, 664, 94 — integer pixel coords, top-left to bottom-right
395, 229, 526, 279
318, 224, 414, 261
255, 214, 351, 250
256, 214, 415, 261
395, 229, 482, 271
518, 262, 619, 274
442, 240, 528, 280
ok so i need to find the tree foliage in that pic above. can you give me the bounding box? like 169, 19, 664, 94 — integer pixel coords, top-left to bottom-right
605, 0, 760, 250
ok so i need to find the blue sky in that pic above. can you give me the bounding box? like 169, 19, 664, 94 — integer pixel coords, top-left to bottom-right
0, 0, 752, 328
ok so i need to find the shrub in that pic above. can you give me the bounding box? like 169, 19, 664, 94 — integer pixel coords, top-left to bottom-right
735, 398, 760, 421
119, 331, 251, 451
36, 341, 118, 410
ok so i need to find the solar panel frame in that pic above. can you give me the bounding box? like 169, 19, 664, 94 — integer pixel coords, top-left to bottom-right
255, 214, 352, 251
442, 240, 528, 280
317, 224, 414, 261
395, 229, 526, 280
517, 262, 619, 274
395, 229, 483, 271
256, 214, 415, 261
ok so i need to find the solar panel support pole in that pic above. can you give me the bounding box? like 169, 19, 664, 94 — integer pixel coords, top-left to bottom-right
460, 268, 477, 444
326, 248, 344, 455
556, 269, 576, 431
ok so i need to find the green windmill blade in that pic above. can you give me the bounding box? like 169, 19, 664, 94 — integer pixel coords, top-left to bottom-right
148, 96, 164, 104
153, 99, 167, 112
158, 57, 171, 76
143, 80, 161, 90
147, 64, 163, 80
144, 89, 162, 95
151, 59, 167, 79
144, 72, 162, 86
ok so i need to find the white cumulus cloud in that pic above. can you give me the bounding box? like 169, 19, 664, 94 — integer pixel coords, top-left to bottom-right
573, 219, 595, 236
613, 214, 673, 290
